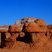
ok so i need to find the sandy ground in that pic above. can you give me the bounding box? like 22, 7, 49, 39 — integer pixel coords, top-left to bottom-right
0, 40, 52, 52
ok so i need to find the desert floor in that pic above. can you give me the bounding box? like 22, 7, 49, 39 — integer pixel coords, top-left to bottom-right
0, 40, 52, 52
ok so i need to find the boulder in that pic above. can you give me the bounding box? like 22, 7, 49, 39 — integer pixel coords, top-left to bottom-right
25, 22, 48, 32
0, 17, 52, 50
13, 18, 48, 33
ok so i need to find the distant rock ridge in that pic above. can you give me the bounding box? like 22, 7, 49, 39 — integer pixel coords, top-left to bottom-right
0, 17, 52, 52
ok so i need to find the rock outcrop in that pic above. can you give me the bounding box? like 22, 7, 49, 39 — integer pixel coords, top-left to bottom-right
0, 17, 52, 52
47, 25, 52, 39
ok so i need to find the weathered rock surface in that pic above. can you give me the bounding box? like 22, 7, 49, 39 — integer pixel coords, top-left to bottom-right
9, 25, 23, 32
0, 26, 9, 32
47, 25, 52, 39
0, 17, 52, 52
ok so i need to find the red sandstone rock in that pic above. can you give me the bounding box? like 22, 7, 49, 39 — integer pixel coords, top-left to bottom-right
47, 25, 52, 39
47, 25, 52, 29
25, 22, 48, 32
5, 32, 11, 39
47, 25, 52, 32
5, 38, 14, 48
9, 25, 23, 32
35, 19, 46, 26
31, 33, 48, 46
0, 17, 52, 52
10, 33, 19, 41
0, 26, 9, 32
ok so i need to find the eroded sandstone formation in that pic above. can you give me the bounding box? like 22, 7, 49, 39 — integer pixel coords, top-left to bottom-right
0, 17, 52, 52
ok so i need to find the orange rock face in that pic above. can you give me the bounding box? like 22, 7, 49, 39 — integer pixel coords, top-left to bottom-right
0, 17, 52, 52
9, 25, 23, 32
47, 25, 52, 39
31, 33, 48, 46
5, 32, 11, 39
47, 25, 52, 32
25, 20, 48, 32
